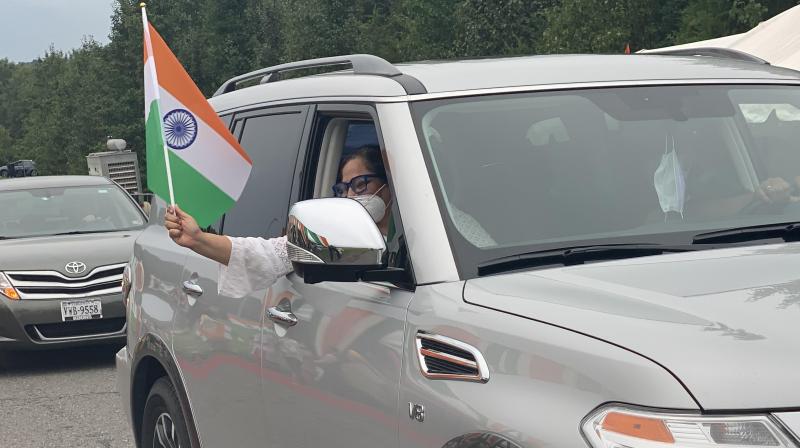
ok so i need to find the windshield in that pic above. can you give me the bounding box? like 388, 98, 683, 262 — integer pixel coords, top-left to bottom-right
0, 184, 145, 238
412, 84, 800, 277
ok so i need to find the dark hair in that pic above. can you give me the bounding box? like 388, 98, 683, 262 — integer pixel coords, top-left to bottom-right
337, 145, 386, 182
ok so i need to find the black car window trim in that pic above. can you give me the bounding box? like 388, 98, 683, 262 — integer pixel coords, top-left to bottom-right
295, 103, 417, 290
203, 114, 235, 234
219, 104, 312, 237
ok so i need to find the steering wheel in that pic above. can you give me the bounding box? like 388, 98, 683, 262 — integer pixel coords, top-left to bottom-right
739, 194, 787, 215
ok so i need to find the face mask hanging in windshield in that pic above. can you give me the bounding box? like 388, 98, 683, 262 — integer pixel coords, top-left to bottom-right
653, 134, 686, 221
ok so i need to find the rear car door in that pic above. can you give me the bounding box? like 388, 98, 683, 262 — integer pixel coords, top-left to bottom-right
172, 106, 309, 447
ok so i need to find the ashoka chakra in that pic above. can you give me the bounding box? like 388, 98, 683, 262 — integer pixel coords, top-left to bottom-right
163, 109, 198, 150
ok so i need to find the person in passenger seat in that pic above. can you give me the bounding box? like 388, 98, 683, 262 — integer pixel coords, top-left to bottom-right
164, 145, 393, 299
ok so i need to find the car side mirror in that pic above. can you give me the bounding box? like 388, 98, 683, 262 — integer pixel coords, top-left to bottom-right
287, 198, 386, 283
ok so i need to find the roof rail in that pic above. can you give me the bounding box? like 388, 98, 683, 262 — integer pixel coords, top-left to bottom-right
213, 54, 427, 97
643, 47, 769, 65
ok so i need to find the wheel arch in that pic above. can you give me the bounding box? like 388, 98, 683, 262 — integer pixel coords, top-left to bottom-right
442, 432, 523, 448
130, 333, 201, 448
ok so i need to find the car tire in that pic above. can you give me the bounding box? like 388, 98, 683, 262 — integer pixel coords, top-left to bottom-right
28, 169, 37, 177
0, 169, 7, 178
140, 377, 191, 448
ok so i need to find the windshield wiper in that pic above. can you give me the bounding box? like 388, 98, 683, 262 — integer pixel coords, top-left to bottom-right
692, 222, 800, 245
477, 243, 699, 276
50, 230, 119, 236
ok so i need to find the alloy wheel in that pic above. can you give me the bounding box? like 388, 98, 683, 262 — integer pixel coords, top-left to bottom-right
153, 412, 181, 448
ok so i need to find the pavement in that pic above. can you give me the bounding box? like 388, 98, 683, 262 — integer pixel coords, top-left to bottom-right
0, 344, 135, 448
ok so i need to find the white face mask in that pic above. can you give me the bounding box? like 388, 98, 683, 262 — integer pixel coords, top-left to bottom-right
353, 184, 388, 223
653, 135, 686, 218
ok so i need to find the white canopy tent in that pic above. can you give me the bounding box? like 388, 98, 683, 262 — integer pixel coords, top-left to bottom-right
640, 5, 800, 72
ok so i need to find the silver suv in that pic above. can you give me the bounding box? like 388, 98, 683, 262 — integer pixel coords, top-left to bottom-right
0, 175, 146, 348
118, 53, 800, 448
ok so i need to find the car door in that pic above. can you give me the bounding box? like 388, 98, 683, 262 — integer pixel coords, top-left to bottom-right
260, 106, 413, 448
172, 106, 309, 448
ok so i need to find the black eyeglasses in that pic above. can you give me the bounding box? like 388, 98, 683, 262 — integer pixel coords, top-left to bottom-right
332, 174, 385, 198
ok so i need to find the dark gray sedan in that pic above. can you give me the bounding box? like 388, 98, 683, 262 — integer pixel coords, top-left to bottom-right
0, 176, 145, 348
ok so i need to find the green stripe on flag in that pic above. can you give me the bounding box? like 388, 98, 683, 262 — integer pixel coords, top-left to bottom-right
146, 101, 235, 227
146, 101, 169, 203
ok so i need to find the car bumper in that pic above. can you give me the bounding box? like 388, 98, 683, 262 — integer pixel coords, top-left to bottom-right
116, 346, 133, 430
0, 294, 126, 349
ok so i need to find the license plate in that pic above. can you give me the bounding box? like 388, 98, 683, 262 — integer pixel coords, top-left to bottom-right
60, 299, 102, 321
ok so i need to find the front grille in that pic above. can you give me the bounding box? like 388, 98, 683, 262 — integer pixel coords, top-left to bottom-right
6, 263, 126, 300
27, 318, 126, 340
9, 266, 124, 284
18, 280, 122, 295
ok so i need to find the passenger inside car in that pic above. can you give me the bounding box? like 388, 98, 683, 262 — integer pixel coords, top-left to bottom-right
332, 145, 393, 236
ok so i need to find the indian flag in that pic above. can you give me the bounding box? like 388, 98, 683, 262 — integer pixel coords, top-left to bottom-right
142, 6, 252, 227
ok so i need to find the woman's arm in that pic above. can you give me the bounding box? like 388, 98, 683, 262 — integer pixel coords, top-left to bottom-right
165, 205, 293, 298
165, 205, 232, 265
218, 236, 292, 297
190, 232, 233, 266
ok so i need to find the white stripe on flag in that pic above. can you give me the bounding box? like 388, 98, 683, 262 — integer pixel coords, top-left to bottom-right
158, 87, 252, 200
144, 60, 157, 118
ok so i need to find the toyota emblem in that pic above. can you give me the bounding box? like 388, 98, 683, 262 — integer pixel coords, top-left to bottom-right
65, 261, 87, 275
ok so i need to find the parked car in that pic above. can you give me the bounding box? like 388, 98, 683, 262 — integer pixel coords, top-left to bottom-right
0, 159, 37, 178
0, 175, 147, 348
118, 52, 800, 448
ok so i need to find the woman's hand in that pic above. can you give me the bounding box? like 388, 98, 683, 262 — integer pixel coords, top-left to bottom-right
758, 177, 792, 204
165, 205, 203, 249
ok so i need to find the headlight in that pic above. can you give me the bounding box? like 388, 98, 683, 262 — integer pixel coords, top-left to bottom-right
582, 406, 798, 448
0, 272, 20, 300
121, 263, 132, 307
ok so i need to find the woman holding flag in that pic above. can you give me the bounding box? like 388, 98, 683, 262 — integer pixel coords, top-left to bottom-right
142, 4, 394, 298
165, 146, 394, 298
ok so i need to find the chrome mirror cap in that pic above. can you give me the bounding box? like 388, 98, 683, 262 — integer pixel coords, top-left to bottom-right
287, 198, 386, 267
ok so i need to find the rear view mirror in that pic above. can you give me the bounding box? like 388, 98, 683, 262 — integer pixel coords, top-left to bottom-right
287, 198, 386, 283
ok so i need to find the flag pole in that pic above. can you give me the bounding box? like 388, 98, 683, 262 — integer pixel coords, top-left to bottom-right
141, 2, 176, 207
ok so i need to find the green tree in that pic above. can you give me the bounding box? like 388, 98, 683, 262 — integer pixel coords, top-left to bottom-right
379, 0, 460, 61
4, 0, 799, 179
674, 0, 798, 44
0, 126, 13, 164
540, 0, 688, 53
452, 0, 556, 57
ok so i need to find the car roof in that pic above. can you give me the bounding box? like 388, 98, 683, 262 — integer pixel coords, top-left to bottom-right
0, 175, 113, 191
210, 54, 800, 112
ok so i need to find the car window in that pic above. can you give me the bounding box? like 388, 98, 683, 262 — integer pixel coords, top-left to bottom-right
0, 185, 145, 238
739, 103, 800, 123
223, 109, 307, 238
343, 121, 379, 154
304, 113, 414, 286
736, 99, 800, 185
413, 85, 800, 278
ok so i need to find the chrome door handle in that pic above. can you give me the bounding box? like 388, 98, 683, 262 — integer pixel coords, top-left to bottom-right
182, 280, 203, 297
267, 306, 298, 327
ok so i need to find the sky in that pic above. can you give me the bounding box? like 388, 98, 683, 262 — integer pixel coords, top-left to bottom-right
0, 0, 115, 62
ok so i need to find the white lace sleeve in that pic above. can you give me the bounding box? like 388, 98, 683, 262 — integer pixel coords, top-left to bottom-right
218, 236, 293, 298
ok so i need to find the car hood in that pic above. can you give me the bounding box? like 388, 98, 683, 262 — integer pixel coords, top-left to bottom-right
0, 231, 139, 275
464, 242, 800, 410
